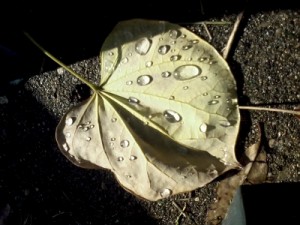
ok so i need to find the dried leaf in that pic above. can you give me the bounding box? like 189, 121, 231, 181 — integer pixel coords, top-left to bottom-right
53, 19, 241, 201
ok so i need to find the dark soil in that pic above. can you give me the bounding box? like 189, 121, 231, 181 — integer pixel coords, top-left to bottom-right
1, 2, 299, 225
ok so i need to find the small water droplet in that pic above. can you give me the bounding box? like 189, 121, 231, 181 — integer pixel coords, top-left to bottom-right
122, 57, 128, 64
159, 37, 163, 41
208, 100, 219, 105
170, 41, 176, 45
219, 120, 231, 127
214, 95, 221, 99
129, 155, 137, 161
108, 52, 114, 56
128, 52, 132, 57
145, 61, 153, 67
137, 75, 153, 86
126, 174, 132, 178
199, 123, 207, 133
173, 64, 201, 80
160, 188, 172, 198
87, 121, 91, 124
180, 34, 186, 38
111, 118, 117, 122
117, 156, 124, 162
163, 110, 182, 123
90, 125, 94, 129
190, 39, 199, 44
128, 97, 140, 104
171, 49, 176, 53
62, 143, 69, 151
169, 30, 180, 39
111, 137, 116, 141
86, 137, 91, 141
182, 45, 193, 50
135, 37, 152, 55
158, 45, 170, 55
120, 140, 130, 148
65, 132, 71, 138
201, 76, 208, 80
203, 92, 208, 96
226, 98, 231, 103
169, 96, 175, 100
161, 71, 171, 78
83, 127, 89, 131
187, 57, 192, 61
126, 80, 133, 85
170, 55, 181, 61
65, 117, 75, 126
183, 86, 189, 90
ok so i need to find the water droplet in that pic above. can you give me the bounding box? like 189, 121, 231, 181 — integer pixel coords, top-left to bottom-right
126, 174, 132, 178
214, 95, 221, 99
62, 143, 69, 151
158, 45, 170, 55
160, 188, 172, 198
120, 140, 130, 148
90, 125, 95, 129
182, 45, 193, 50
171, 49, 176, 53
126, 80, 133, 85
117, 156, 124, 162
129, 155, 137, 161
65, 117, 75, 126
169, 96, 175, 100
169, 30, 180, 39
226, 98, 231, 103
173, 65, 201, 80
122, 57, 128, 64
111, 137, 116, 141
128, 52, 133, 57
201, 76, 208, 81
219, 120, 231, 127
170, 41, 176, 45
128, 97, 140, 104
163, 110, 182, 123
111, 118, 117, 122
180, 34, 186, 38
203, 92, 208, 96
187, 57, 192, 61
145, 61, 153, 67
161, 71, 171, 78
170, 55, 181, 61
83, 127, 89, 131
65, 132, 71, 138
159, 37, 163, 41
108, 52, 114, 56
137, 75, 153, 86
190, 39, 199, 44
86, 137, 91, 141
183, 86, 189, 90
199, 123, 207, 133
208, 100, 219, 105
135, 37, 152, 55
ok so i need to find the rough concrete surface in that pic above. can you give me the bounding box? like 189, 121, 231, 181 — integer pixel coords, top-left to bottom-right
0, 2, 299, 225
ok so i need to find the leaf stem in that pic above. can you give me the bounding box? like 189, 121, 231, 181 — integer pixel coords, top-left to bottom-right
24, 32, 97, 92
238, 105, 300, 116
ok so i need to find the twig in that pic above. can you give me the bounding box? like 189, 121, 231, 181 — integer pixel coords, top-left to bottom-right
223, 11, 244, 60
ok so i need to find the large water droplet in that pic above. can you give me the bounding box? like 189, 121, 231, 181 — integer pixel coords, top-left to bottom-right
173, 65, 201, 80
129, 155, 137, 161
208, 100, 219, 105
135, 37, 152, 55
120, 140, 130, 148
170, 55, 181, 61
62, 143, 69, 151
158, 45, 170, 55
65, 117, 75, 126
160, 188, 172, 198
137, 75, 153, 86
128, 97, 140, 104
163, 110, 182, 123
169, 30, 180, 39
199, 123, 207, 133
161, 71, 171, 78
